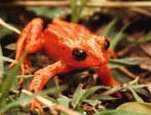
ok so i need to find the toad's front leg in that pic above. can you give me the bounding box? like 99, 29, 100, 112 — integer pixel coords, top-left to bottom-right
29, 61, 71, 110
98, 65, 119, 86
10, 18, 44, 74
98, 65, 122, 97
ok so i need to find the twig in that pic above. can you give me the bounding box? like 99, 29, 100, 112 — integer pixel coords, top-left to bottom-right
0, 1, 70, 7
146, 83, 151, 96
87, 1, 151, 8
129, 7, 151, 17
116, 65, 137, 79
101, 85, 121, 96
101, 77, 149, 96
101, 77, 138, 95
0, 1, 151, 8
114, 65, 148, 84
52, 104, 80, 115
22, 90, 80, 115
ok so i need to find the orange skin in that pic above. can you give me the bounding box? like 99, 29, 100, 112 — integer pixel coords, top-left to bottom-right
14, 18, 119, 110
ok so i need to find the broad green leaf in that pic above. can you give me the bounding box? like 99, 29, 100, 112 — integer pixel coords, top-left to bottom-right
57, 95, 70, 108
82, 86, 108, 99
57, 95, 70, 115
71, 85, 108, 109
71, 84, 86, 108
83, 99, 100, 107
117, 102, 151, 115
95, 110, 148, 115
26, 7, 68, 19
110, 57, 144, 66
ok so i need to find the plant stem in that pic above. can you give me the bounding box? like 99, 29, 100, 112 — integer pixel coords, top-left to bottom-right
70, 0, 78, 23
70, 0, 88, 23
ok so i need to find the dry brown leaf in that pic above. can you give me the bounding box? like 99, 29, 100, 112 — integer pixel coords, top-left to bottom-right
140, 58, 151, 71
140, 43, 151, 57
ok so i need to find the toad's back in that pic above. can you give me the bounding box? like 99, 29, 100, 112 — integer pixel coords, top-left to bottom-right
42, 19, 109, 67
43, 19, 93, 61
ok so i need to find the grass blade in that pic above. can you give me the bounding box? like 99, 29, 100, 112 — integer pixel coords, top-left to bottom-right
0, 62, 20, 107
0, 18, 20, 34
129, 88, 144, 103
83, 86, 108, 99
103, 18, 117, 36
110, 57, 143, 66
0, 44, 4, 79
110, 25, 127, 50
0, 95, 32, 113
1, 56, 15, 63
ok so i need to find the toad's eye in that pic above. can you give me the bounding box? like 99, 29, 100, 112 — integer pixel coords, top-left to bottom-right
104, 39, 110, 50
72, 49, 87, 61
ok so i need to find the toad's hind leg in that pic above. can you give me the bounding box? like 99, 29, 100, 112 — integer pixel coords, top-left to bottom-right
11, 18, 44, 74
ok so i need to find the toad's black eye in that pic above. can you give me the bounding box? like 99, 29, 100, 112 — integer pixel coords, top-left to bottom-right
72, 49, 87, 61
104, 39, 110, 50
